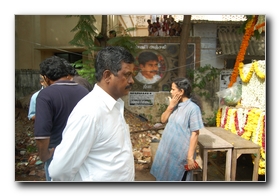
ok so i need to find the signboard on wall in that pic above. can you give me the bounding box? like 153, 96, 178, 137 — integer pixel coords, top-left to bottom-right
129, 92, 155, 106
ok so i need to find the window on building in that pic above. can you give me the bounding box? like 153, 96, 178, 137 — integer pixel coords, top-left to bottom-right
54, 52, 82, 64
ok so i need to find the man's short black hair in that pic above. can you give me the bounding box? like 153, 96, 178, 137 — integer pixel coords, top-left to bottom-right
39, 56, 69, 81
66, 63, 78, 76
138, 51, 158, 66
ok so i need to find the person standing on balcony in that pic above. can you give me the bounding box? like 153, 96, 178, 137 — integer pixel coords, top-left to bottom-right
155, 17, 163, 36
147, 19, 153, 36
161, 15, 170, 36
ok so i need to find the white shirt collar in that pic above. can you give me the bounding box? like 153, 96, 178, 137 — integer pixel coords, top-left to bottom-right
93, 84, 124, 112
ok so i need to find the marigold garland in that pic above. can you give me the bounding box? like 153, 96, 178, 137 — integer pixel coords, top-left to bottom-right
217, 106, 266, 175
242, 108, 259, 140
238, 61, 266, 83
230, 109, 237, 134
251, 110, 263, 145
236, 108, 248, 136
239, 62, 254, 83
228, 16, 258, 87
224, 108, 233, 130
220, 106, 229, 128
216, 107, 222, 127
253, 61, 265, 80
262, 116, 266, 150
255, 22, 265, 31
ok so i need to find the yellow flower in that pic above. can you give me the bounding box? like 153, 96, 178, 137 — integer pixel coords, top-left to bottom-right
216, 107, 222, 127
253, 61, 265, 79
239, 62, 254, 83
258, 168, 265, 175
259, 159, 266, 168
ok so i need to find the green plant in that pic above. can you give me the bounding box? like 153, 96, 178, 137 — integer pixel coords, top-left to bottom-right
67, 15, 140, 83
107, 35, 140, 56
186, 65, 221, 125
156, 103, 168, 117
73, 59, 96, 85
186, 64, 221, 99
26, 145, 37, 153
67, 15, 99, 84
239, 15, 265, 40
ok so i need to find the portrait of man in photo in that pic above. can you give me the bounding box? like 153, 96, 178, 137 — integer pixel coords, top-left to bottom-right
135, 51, 162, 84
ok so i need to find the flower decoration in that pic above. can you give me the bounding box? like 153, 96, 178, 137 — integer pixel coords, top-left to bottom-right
228, 15, 258, 87
253, 61, 265, 80
239, 62, 254, 83
216, 106, 266, 175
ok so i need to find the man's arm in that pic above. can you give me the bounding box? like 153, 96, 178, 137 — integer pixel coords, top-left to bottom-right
49, 115, 97, 181
35, 138, 54, 162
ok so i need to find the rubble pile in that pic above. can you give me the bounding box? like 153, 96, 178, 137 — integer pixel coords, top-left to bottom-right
15, 106, 164, 181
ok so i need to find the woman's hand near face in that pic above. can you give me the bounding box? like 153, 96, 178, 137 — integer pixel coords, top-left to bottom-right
169, 94, 181, 108
161, 94, 181, 124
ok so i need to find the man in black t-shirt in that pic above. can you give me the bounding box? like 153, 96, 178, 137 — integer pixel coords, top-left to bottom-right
34, 56, 89, 181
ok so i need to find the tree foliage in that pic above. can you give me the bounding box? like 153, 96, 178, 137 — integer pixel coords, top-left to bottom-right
238, 15, 264, 40
67, 15, 139, 84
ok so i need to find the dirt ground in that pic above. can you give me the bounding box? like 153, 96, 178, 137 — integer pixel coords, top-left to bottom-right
15, 105, 265, 182
15, 105, 158, 182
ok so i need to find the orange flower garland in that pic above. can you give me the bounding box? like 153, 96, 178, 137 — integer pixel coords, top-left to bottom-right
255, 22, 265, 31
228, 16, 258, 88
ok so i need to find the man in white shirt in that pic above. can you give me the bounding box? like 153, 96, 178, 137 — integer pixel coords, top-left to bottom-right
135, 51, 161, 84
48, 46, 135, 181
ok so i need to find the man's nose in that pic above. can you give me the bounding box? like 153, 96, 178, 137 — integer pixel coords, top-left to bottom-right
128, 76, 134, 84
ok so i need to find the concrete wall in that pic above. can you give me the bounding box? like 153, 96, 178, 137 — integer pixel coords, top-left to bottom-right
15, 69, 41, 101
193, 23, 224, 69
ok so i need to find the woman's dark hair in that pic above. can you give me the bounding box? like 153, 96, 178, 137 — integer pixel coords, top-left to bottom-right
94, 46, 135, 82
172, 77, 203, 111
39, 56, 69, 81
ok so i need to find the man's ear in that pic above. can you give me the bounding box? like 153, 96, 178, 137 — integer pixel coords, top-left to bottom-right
103, 70, 112, 83
43, 76, 51, 86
